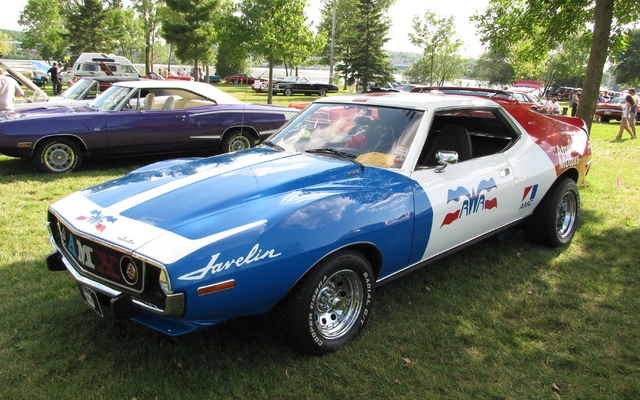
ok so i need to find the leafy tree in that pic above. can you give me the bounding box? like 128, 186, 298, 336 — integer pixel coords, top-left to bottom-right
472, 0, 640, 131
240, 0, 324, 103
0, 33, 12, 58
162, 0, 219, 77
134, 0, 164, 74
107, 7, 145, 63
612, 29, 640, 87
546, 35, 591, 88
317, 0, 394, 89
339, 0, 394, 91
212, 1, 252, 78
65, 0, 113, 59
18, 0, 67, 61
470, 50, 515, 86
406, 11, 466, 86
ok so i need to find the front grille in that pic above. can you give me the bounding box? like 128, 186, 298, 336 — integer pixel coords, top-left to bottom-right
48, 211, 166, 308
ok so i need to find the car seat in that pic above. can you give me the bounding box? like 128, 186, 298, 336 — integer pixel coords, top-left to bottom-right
363, 120, 395, 153
162, 96, 176, 109
142, 93, 155, 110
420, 124, 473, 166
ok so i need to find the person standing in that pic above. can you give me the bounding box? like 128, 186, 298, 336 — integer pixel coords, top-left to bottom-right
615, 95, 637, 140
0, 67, 25, 111
571, 90, 580, 117
48, 62, 61, 96
629, 88, 638, 139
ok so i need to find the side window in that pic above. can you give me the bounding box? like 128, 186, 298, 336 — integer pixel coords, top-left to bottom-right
86, 82, 98, 99
416, 110, 516, 168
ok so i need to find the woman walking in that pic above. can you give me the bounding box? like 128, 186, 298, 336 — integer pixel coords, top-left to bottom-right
616, 95, 637, 140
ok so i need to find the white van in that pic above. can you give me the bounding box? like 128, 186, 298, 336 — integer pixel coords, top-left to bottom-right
68, 53, 140, 83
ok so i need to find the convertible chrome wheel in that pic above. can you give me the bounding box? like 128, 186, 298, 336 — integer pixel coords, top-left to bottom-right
284, 250, 374, 355
221, 131, 255, 153
34, 138, 82, 173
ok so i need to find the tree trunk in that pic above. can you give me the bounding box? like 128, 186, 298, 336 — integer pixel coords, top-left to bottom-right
577, 0, 614, 132
267, 52, 274, 105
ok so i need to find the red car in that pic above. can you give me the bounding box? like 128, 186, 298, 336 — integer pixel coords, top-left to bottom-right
595, 96, 640, 123
225, 73, 261, 85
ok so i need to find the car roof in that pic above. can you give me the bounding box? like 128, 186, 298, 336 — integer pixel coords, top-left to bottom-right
111, 80, 242, 104
312, 91, 507, 111
86, 76, 142, 82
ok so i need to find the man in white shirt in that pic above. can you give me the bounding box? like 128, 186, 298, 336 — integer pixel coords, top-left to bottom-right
0, 67, 25, 111
543, 97, 560, 114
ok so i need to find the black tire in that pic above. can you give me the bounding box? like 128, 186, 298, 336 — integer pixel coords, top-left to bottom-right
221, 130, 256, 153
318, 88, 327, 97
283, 87, 294, 96
284, 250, 374, 356
523, 178, 580, 247
601, 116, 610, 123
34, 137, 82, 173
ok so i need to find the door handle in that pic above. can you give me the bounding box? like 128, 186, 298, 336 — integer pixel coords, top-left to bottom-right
500, 168, 511, 177
175, 115, 187, 121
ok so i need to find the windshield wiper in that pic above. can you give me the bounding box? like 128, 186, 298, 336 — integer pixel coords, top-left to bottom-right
305, 148, 365, 170
261, 140, 285, 151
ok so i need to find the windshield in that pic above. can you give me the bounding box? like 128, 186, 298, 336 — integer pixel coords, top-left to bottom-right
89, 85, 134, 111
267, 103, 424, 169
61, 79, 96, 100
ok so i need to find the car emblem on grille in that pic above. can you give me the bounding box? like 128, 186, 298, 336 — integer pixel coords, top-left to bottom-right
58, 222, 68, 247
120, 257, 139, 285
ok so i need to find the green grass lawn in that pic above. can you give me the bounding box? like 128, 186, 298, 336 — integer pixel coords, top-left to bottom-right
1, 93, 639, 398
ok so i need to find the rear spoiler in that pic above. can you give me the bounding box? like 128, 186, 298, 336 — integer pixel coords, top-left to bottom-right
0, 61, 48, 103
546, 115, 590, 136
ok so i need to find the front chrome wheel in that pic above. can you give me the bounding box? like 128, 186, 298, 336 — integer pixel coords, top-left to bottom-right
314, 269, 363, 340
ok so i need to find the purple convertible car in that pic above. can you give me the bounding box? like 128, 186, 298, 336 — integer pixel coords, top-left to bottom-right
0, 81, 298, 173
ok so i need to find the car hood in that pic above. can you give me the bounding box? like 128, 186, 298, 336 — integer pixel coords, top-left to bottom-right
0, 105, 95, 120
50, 148, 377, 265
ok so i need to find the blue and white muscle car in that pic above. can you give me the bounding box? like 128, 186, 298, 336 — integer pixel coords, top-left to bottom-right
46, 91, 592, 355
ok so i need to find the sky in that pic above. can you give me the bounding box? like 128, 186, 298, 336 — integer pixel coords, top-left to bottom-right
1, 0, 489, 58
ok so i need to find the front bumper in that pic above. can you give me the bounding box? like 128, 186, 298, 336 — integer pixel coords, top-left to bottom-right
46, 228, 186, 320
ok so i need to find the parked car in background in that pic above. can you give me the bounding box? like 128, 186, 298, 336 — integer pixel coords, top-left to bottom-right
507, 91, 546, 112
14, 76, 143, 111
595, 96, 640, 123
274, 76, 339, 96
225, 73, 261, 85
209, 75, 221, 83
143, 71, 193, 81
0, 81, 298, 173
68, 53, 140, 84
46, 90, 591, 355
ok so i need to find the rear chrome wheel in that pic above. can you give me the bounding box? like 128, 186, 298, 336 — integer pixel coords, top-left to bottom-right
523, 178, 580, 247
221, 131, 255, 153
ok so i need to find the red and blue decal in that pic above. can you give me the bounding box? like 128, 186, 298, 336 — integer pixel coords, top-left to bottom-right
441, 178, 498, 227
519, 184, 538, 210
76, 210, 118, 232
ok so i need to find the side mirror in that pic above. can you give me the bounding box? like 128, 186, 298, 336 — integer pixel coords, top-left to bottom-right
435, 151, 458, 173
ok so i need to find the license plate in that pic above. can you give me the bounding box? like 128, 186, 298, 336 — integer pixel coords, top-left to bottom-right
604, 110, 611, 114
79, 285, 103, 317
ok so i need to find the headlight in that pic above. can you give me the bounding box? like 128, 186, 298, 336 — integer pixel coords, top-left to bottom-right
158, 269, 170, 295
